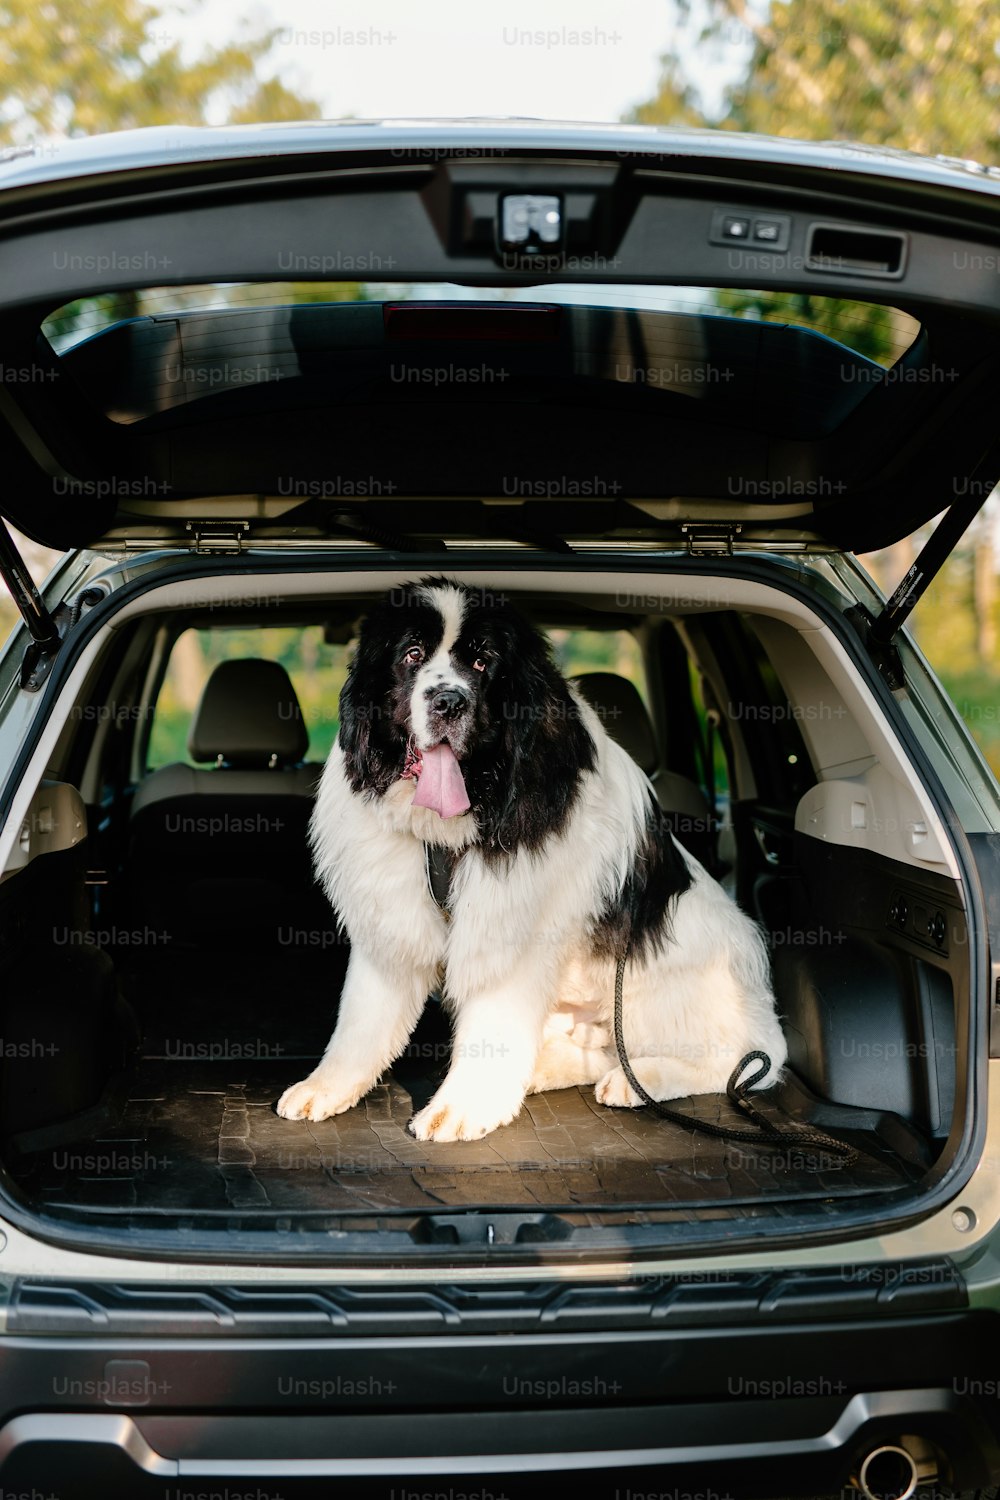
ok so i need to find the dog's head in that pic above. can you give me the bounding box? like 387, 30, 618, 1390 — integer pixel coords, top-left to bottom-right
338, 578, 595, 852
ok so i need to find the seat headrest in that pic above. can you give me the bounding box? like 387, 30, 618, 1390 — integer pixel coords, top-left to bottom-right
188, 659, 309, 767
571, 672, 657, 774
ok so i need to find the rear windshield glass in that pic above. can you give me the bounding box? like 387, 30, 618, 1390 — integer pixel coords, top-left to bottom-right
43, 281, 919, 368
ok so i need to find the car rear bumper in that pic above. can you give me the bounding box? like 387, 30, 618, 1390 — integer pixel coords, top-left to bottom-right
1, 1306, 999, 1496
0, 1391, 995, 1493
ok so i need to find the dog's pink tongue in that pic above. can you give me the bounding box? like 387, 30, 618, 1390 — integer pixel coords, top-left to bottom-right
411, 743, 471, 819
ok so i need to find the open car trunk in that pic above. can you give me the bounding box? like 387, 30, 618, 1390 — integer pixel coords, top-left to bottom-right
0, 128, 993, 1261
0, 564, 973, 1261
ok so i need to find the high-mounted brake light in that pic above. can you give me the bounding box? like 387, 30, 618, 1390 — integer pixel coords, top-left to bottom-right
382, 303, 560, 342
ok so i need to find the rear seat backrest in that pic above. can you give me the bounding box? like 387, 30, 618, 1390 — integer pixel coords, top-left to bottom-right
128, 659, 325, 944
570, 671, 717, 870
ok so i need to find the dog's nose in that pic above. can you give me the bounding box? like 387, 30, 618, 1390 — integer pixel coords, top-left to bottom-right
429, 687, 468, 719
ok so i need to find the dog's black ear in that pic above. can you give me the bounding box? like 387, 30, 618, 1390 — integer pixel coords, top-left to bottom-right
336, 651, 367, 760
337, 580, 447, 797
337, 610, 398, 797
471, 611, 596, 857
337, 639, 373, 789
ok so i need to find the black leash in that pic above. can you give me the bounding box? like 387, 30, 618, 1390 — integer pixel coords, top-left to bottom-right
421, 847, 857, 1169
613, 956, 859, 1168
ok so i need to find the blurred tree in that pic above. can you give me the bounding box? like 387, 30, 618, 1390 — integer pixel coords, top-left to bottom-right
630, 47, 708, 129
0, 6, 328, 644
723, 0, 1000, 160
632, 0, 1000, 769
710, 288, 908, 362
633, 0, 1000, 160
631, 0, 1000, 356
0, 0, 321, 144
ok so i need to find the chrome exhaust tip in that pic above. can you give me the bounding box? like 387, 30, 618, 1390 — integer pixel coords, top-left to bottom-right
854, 1444, 921, 1500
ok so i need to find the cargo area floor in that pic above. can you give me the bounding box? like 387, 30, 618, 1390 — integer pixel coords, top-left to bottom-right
4, 948, 926, 1218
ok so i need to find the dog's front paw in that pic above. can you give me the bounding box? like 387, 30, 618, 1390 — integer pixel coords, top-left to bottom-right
408, 1075, 524, 1142
276, 1073, 365, 1122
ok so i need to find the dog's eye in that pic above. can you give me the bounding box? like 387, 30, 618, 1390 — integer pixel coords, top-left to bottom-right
472, 657, 487, 673
403, 646, 424, 665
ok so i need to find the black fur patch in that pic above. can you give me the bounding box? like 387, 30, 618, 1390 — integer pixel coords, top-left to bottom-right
589, 791, 693, 964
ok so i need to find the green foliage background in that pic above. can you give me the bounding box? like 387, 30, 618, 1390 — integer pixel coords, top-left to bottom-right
0, 0, 321, 144
145, 627, 644, 769
631, 0, 1000, 778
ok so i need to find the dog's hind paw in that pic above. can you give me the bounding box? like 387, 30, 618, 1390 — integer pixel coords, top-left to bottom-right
597, 1057, 724, 1108
595, 1065, 643, 1108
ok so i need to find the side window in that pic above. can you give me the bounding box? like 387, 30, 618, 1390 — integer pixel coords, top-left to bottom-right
690, 612, 813, 809
733, 614, 813, 804
546, 628, 646, 697
688, 657, 732, 811
145, 626, 349, 770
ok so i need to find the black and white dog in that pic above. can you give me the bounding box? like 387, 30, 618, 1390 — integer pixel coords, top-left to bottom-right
278, 579, 786, 1142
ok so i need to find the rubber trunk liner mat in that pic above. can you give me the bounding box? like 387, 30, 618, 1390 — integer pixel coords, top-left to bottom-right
9, 1058, 920, 1215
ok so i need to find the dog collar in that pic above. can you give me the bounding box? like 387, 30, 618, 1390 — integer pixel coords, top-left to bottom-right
424, 842, 456, 915
401, 735, 421, 781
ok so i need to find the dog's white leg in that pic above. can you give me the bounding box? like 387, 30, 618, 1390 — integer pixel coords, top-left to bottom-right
408, 967, 551, 1141
595, 1049, 781, 1108
276, 947, 435, 1122
280, 742, 451, 1123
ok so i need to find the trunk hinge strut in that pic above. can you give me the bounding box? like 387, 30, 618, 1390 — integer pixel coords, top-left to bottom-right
0, 517, 60, 652
0, 515, 64, 688
0, 518, 104, 691
870, 487, 987, 648
853, 484, 991, 688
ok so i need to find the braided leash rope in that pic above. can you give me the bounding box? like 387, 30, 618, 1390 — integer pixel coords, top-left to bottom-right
613, 956, 859, 1168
